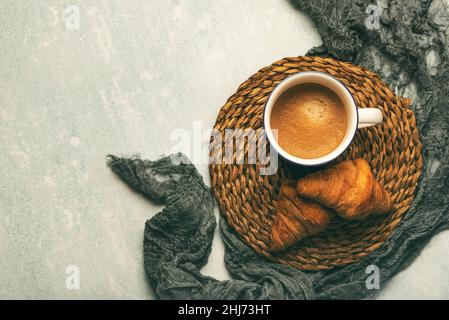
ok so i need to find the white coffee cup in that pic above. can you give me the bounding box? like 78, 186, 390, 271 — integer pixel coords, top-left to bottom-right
264, 71, 383, 166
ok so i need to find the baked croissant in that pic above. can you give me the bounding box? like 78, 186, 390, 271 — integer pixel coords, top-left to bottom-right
269, 182, 333, 251
296, 158, 393, 220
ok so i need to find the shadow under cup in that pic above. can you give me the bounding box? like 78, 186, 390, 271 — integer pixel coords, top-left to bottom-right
264, 71, 358, 167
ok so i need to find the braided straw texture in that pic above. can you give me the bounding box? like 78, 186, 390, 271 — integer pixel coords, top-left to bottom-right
209, 56, 423, 270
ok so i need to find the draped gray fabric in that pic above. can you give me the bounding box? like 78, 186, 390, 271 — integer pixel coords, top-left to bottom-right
108, 0, 449, 299
107, 154, 314, 299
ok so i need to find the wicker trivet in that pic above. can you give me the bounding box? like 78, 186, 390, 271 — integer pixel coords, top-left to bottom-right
209, 56, 423, 270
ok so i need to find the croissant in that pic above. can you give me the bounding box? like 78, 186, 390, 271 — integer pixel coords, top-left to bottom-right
296, 158, 393, 220
269, 182, 333, 251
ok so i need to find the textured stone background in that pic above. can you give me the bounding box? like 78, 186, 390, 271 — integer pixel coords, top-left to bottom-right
1, 0, 448, 299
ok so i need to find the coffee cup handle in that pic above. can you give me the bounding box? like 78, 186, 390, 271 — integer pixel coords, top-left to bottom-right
357, 108, 383, 129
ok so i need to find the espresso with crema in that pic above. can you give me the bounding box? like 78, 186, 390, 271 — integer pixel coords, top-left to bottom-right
270, 83, 347, 159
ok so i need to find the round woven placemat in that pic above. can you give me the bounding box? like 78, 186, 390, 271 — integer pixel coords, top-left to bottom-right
209, 56, 423, 270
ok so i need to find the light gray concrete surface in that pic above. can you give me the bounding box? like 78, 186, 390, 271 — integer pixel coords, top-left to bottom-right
0, 0, 448, 299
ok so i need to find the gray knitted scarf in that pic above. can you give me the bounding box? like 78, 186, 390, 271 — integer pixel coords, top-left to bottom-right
108, 0, 449, 299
